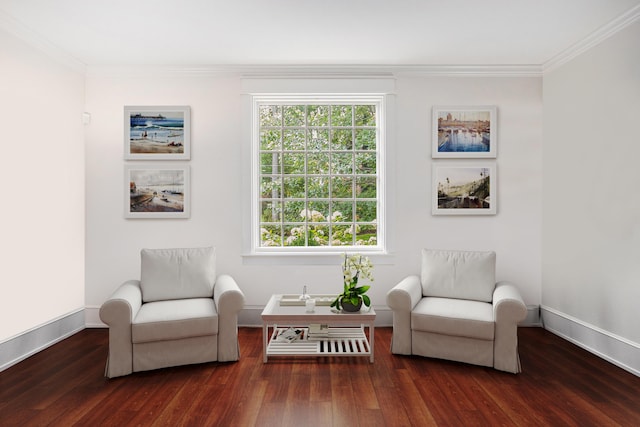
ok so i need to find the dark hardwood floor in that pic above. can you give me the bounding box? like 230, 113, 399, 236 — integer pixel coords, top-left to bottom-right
1, 327, 639, 426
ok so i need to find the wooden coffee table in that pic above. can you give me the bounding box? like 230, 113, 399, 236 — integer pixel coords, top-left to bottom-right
261, 294, 376, 363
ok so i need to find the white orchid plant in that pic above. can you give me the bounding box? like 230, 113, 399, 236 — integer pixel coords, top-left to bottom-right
330, 253, 374, 310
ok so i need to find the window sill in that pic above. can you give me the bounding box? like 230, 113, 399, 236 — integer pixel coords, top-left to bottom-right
242, 251, 395, 266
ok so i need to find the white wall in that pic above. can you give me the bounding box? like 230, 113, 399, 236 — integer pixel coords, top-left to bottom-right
84, 69, 542, 321
0, 29, 85, 341
542, 20, 640, 348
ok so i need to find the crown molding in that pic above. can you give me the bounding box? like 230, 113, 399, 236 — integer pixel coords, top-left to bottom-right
86, 63, 542, 78
236, 64, 542, 78
543, 4, 640, 73
0, 9, 86, 73
391, 64, 542, 77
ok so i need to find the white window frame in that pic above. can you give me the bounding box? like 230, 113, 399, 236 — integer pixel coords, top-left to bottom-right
249, 94, 387, 257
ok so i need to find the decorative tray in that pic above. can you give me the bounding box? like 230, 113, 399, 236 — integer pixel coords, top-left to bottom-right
279, 294, 336, 306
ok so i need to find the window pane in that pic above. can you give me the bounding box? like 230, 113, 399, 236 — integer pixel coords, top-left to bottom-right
261, 225, 282, 247
355, 152, 376, 175
261, 201, 282, 222
307, 152, 329, 174
331, 105, 353, 126
356, 223, 377, 246
331, 153, 353, 175
308, 129, 329, 151
284, 200, 305, 222
260, 105, 282, 127
355, 105, 376, 126
331, 177, 353, 198
331, 201, 353, 221
283, 177, 305, 198
308, 105, 329, 127
331, 224, 354, 246
284, 105, 305, 126
308, 177, 329, 198
283, 129, 305, 150
260, 130, 281, 150
260, 176, 281, 199
356, 201, 377, 222
355, 129, 376, 150
284, 225, 306, 246
331, 129, 353, 150
308, 201, 329, 220
260, 152, 280, 174
308, 224, 328, 246
356, 176, 376, 198
283, 153, 305, 174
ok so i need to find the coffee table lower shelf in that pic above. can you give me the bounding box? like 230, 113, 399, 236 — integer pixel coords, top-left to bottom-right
266, 326, 372, 361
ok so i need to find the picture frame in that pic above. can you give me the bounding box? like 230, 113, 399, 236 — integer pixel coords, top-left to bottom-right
432, 106, 497, 158
432, 164, 496, 215
124, 106, 191, 160
125, 164, 190, 219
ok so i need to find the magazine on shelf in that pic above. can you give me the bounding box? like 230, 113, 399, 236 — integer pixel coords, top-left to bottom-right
275, 327, 303, 342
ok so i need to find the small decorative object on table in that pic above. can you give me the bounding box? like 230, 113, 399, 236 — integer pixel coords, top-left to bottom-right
331, 253, 374, 313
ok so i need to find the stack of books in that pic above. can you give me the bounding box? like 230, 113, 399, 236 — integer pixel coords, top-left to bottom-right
308, 324, 329, 339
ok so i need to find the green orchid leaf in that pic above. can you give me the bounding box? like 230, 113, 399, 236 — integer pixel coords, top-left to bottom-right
355, 285, 370, 294
362, 295, 371, 306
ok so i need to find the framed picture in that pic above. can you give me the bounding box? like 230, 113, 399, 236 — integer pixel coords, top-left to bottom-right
124, 106, 190, 160
432, 164, 496, 215
432, 106, 497, 158
125, 164, 190, 218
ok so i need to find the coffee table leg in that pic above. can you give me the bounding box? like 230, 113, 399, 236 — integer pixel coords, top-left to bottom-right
263, 323, 268, 363
369, 322, 375, 363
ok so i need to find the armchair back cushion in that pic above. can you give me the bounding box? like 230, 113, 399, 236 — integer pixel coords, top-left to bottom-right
140, 247, 216, 302
420, 249, 496, 302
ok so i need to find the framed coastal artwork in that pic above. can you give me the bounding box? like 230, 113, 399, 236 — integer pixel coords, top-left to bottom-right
125, 164, 190, 218
124, 106, 191, 160
432, 164, 496, 215
432, 106, 497, 158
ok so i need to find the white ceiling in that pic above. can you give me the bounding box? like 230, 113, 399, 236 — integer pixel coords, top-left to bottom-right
1, 0, 639, 68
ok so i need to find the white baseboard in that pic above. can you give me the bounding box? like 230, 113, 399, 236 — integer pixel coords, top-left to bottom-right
0, 308, 85, 372
520, 305, 542, 327
85, 305, 106, 328
541, 306, 640, 377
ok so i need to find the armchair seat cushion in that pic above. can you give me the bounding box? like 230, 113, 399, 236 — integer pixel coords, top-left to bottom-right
132, 298, 218, 344
412, 297, 494, 340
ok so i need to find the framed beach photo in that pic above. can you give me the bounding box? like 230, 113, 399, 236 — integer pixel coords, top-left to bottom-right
432, 164, 496, 215
125, 164, 190, 219
124, 106, 191, 160
432, 106, 497, 158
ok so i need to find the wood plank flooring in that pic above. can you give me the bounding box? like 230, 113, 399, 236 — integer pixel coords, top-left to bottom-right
1, 327, 639, 426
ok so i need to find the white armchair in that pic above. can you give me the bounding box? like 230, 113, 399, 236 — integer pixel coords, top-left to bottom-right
386, 249, 526, 373
100, 247, 245, 378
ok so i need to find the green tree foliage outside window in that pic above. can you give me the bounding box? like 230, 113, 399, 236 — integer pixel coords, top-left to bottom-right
258, 102, 379, 248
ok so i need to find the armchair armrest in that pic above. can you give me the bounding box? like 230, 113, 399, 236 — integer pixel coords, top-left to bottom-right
493, 281, 526, 323
213, 274, 245, 362
492, 281, 527, 373
386, 275, 422, 355
386, 275, 422, 312
99, 280, 142, 378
